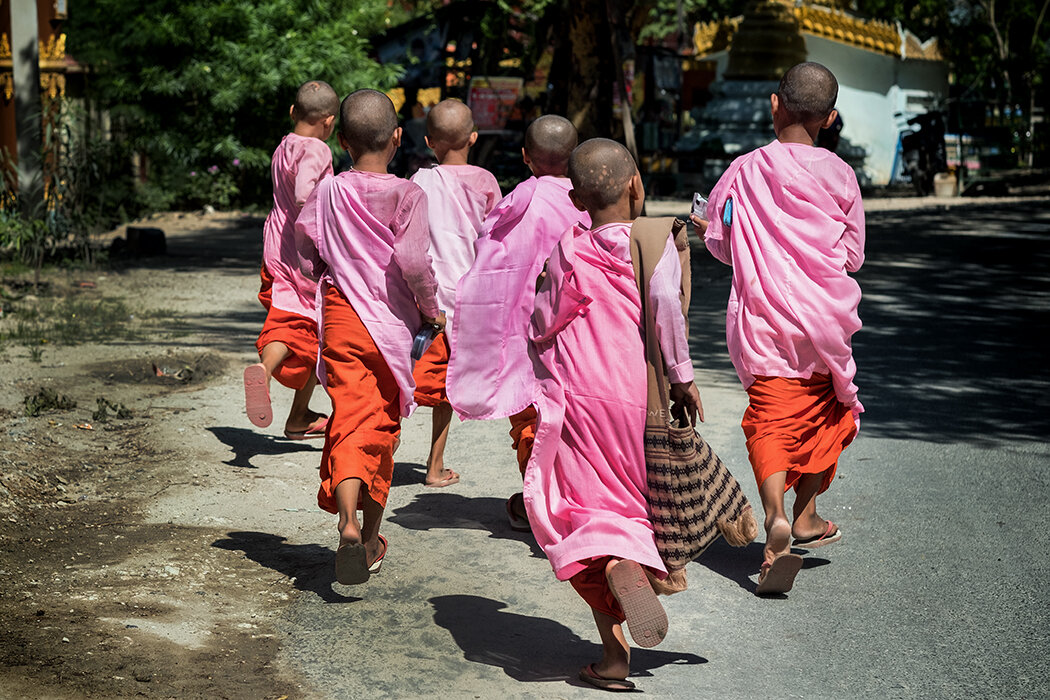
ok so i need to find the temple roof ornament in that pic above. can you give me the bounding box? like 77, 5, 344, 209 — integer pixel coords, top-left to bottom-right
693, 0, 942, 62
0, 32, 72, 101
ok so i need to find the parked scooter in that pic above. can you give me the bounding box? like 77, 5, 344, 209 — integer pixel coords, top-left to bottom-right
899, 111, 947, 196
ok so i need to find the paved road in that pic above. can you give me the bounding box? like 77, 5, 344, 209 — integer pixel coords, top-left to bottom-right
210, 198, 1050, 699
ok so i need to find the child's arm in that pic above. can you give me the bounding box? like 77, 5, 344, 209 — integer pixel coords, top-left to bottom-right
842, 184, 865, 273
698, 161, 742, 265
392, 189, 442, 325
294, 181, 327, 281
670, 381, 703, 426
294, 143, 334, 210
650, 237, 703, 423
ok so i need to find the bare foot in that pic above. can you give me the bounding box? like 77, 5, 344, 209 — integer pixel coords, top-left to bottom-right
424, 468, 460, 488
763, 516, 792, 566
791, 513, 833, 542
284, 410, 328, 437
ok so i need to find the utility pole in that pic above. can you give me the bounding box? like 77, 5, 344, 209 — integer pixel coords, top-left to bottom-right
10, 0, 43, 212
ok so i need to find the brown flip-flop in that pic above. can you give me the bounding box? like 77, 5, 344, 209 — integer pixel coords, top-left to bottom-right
755, 552, 804, 595
335, 542, 369, 585
578, 663, 636, 692
607, 560, 667, 648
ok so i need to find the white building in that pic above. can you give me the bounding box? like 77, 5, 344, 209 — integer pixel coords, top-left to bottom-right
693, 0, 947, 185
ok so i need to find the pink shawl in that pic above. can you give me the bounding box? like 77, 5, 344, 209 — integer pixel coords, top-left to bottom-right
446, 176, 589, 420
704, 140, 865, 419
523, 223, 666, 582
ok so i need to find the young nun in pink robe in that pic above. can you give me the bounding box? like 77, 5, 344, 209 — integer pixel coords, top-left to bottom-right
295, 89, 443, 586
245, 80, 337, 439
696, 62, 864, 595
409, 99, 501, 488
523, 139, 701, 692
445, 115, 589, 528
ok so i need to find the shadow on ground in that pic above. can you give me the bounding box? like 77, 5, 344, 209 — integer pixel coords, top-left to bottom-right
211, 531, 359, 604
207, 426, 320, 469
687, 200, 1050, 446
430, 594, 706, 685
387, 492, 545, 558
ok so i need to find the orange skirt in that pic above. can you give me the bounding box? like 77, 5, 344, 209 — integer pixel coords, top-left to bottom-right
316, 283, 401, 513
508, 406, 537, 477
412, 331, 450, 407
256, 264, 318, 391
569, 557, 625, 623
258, 263, 274, 309
742, 374, 857, 494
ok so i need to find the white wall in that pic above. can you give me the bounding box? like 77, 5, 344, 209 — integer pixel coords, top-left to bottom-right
805, 36, 901, 183
804, 35, 948, 184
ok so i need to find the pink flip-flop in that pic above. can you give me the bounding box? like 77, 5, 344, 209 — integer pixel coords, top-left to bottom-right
243, 364, 272, 428
284, 415, 329, 440
792, 520, 843, 549
369, 534, 388, 575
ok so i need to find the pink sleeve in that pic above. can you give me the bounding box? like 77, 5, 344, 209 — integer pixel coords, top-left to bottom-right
650, 237, 694, 384
702, 161, 739, 264
485, 175, 502, 215
841, 176, 865, 272
294, 179, 327, 281
293, 142, 333, 208
392, 188, 441, 318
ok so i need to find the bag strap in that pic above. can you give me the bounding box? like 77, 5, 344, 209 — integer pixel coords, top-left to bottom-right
630, 216, 686, 428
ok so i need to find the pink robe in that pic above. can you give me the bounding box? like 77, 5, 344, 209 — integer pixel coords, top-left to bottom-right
523, 222, 693, 582
409, 164, 501, 328
446, 176, 589, 420
704, 140, 865, 420
296, 170, 441, 417
263, 133, 333, 319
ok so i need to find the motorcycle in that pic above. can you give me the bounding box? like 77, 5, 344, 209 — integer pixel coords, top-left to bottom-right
899, 111, 948, 196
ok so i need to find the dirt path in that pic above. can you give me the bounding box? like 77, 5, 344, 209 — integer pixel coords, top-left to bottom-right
0, 212, 309, 699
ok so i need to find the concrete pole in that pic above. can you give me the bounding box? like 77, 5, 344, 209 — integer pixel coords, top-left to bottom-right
10, 0, 43, 213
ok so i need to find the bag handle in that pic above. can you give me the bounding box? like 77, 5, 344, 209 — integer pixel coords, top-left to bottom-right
629, 216, 686, 428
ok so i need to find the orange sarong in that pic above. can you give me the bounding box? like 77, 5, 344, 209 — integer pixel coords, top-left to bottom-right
742, 374, 857, 495
508, 406, 537, 477
316, 283, 401, 514
569, 557, 625, 623
412, 331, 450, 407
256, 264, 318, 391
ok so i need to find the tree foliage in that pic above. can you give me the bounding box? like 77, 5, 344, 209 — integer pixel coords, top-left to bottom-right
70, 0, 408, 207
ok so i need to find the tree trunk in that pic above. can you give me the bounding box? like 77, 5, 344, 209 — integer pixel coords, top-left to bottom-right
566, 0, 615, 140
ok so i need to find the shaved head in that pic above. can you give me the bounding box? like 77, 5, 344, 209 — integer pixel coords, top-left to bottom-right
293, 80, 340, 123
524, 115, 578, 176
426, 99, 475, 149
777, 62, 838, 124
340, 89, 399, 155
568, 138, 637, 211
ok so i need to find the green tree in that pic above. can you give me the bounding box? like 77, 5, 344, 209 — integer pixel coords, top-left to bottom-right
856, 0, 1050, 164
70, 0, 407, 209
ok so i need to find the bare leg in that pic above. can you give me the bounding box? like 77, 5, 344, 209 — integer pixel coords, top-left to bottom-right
591, 609, 631, 681
758, 471, 791, 566
259, 341, 290, 378
334, 477, 385, 566
284, 373, 328, 435
792, 469, 832, 541
424, 403, 459, 487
